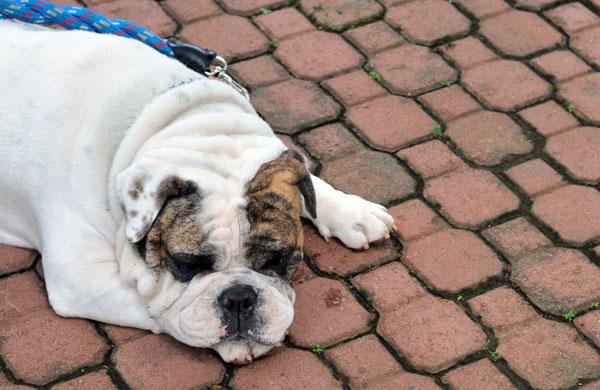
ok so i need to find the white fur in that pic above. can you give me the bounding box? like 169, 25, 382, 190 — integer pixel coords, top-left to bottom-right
0, 20, 394, 363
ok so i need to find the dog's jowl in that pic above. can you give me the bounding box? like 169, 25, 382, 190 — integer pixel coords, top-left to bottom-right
0, 20, 394, 364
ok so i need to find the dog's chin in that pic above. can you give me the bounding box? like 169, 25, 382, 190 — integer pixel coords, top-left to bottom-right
213, 339, 284, 365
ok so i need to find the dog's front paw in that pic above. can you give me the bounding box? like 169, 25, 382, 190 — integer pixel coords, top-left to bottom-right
314, 193, 395, 250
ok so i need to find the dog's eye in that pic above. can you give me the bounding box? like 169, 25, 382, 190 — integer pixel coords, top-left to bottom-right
262, 251, 288, 272
171, 253, 214, 281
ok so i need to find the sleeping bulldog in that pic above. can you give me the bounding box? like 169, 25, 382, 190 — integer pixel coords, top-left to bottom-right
0, 20, 394, 364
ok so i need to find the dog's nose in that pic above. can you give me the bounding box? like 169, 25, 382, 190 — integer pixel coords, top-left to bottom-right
218, 284, 258, 316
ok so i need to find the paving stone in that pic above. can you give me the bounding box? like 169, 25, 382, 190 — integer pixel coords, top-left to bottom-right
455, 0, 511, 19
469, 286, 539, 335
254, 7, 315, 40
513, 0, 557, 10
424, 169, 520, 229
370, 45, 457, 96
545, 3, 600, 34
300, 0, 383, 30
378, 294, 486, 373
0, 308, 108, 385
482, 217, 551, 260
518, 100, 579, 136
530, 50, 592, 82
353, 261, 428, 313
575, 310, 600, 347
320, 151, 416, 204
274, 31, 363, 81
480, 10, 563, 57
512, 247, 600, 315
325, 335, 401, 389
322, 70, 386, 106
386, 0, 470, 45
231, 348, 340, 389
303, 226, 394, 275
346, 95, 434, 151
288, 277, 371, 347
388, 199, 448, 242
0, 246, 36, 275
181, 15, 269, 61
442, 359, 516, 390
92, 0, 176, 37
229, 56, 289, 88
0, 272, 48, 325
559, 73, 600, 125
162, 0, 221, 24
571, 26, 600, 67
0, 372, 31, 390
343, 21, 405, 55
363, 372, 441, 390
404, 229, 504, 293
418, 85, 480, 121
463, 60, 552, 111
505, 159, 566, 196
447, 111, 533, 166
497, 319, 600, 389
291, 260, 317, 286
251, 79, 340, 134
219, 0, 287, 15
532, 185, 600, 245
52, 370, 116, 390
397, 140, 467, 179
298, 123, 362, 162
546, 127, 600, 183
439, 37, 498, 70
114, 334, 224, 390
103, 325, 149, 345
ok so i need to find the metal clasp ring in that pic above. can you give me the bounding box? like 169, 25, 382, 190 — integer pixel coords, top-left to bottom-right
205, 56, 249, 100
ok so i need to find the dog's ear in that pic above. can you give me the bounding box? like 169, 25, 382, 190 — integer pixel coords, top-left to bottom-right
285, 151, 317, 219
117, 163, 198, 243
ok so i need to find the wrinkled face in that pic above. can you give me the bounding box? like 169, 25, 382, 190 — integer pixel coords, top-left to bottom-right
118, 150, 315, 364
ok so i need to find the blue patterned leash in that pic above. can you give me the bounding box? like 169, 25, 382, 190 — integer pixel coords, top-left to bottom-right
0, 0, 249, 98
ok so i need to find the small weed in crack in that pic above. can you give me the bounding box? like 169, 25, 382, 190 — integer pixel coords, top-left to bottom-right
563, 309, 576, 322
432, 123, 443, 138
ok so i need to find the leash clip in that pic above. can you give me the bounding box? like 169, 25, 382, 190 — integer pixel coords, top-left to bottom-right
206, 56, 250, 100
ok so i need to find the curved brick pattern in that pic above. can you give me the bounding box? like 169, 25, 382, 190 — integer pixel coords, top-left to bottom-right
219, 0, 288, 15
343, 21, 405, 55
162, 0, 221, 24
505, 159, 565, 196
532, 185, 600, 245
418, 85, 481, 121
364, 371, 440, 390
229, 56, 289, 88
424, 169, 520, 229
300, 0, 383, 31
251, 79, 340, 134
512, 247, 600, 315
546, 127, 600, 183
0, 308, 108, 385
559, 73, 600, 125
455, 0, 511, 19
322, 70, 386, 106
0, 272, 48, 324
571, 27, 600, 67
298, 123, 362, 162
0, 246, 36, 275
480, 10, 563, 57
530, 50, 591, 82
386, 0, 470, 45
447, 111, 533, 166
545, 3, 600, 34
497, 319, 600, 389
463, 60, 552, 111
303, 226, 394, 275
103, 324, 149, 345
518, 100, 579, 136
92, 0, 176, 37
254, 8, 314, 40
388, 199, 448, 242
347, 95, 434, 151
181, 15, 269, 61
378, 295, 487, 373
353, 261, 428, 313
231, 349, 340, 389
52, 370, 116, 390
288, 277, 371, 347
370, 45, 457, 96
397, 140, 467, 179
404, 229, 504, 293
114, 334, 224, 390
320, 151, 416, 204
274, 31, 363, 81
482, 217, 551, 260
442, 359, 516, 390
575, 310, 600, 347
440, 37, 498, 70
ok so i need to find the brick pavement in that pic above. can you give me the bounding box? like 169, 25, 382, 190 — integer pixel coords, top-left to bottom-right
2, 0, 600, 388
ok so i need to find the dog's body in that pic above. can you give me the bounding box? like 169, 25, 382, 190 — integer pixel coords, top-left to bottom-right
0, 20, 394, 363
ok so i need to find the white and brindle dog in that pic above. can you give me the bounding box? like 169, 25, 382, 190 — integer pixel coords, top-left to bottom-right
0, 20, 394, 364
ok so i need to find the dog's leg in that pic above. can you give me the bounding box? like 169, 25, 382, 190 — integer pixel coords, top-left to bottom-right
302, 175, 395, 249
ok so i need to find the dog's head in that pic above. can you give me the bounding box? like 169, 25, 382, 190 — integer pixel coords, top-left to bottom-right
116, 150, 315, 364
